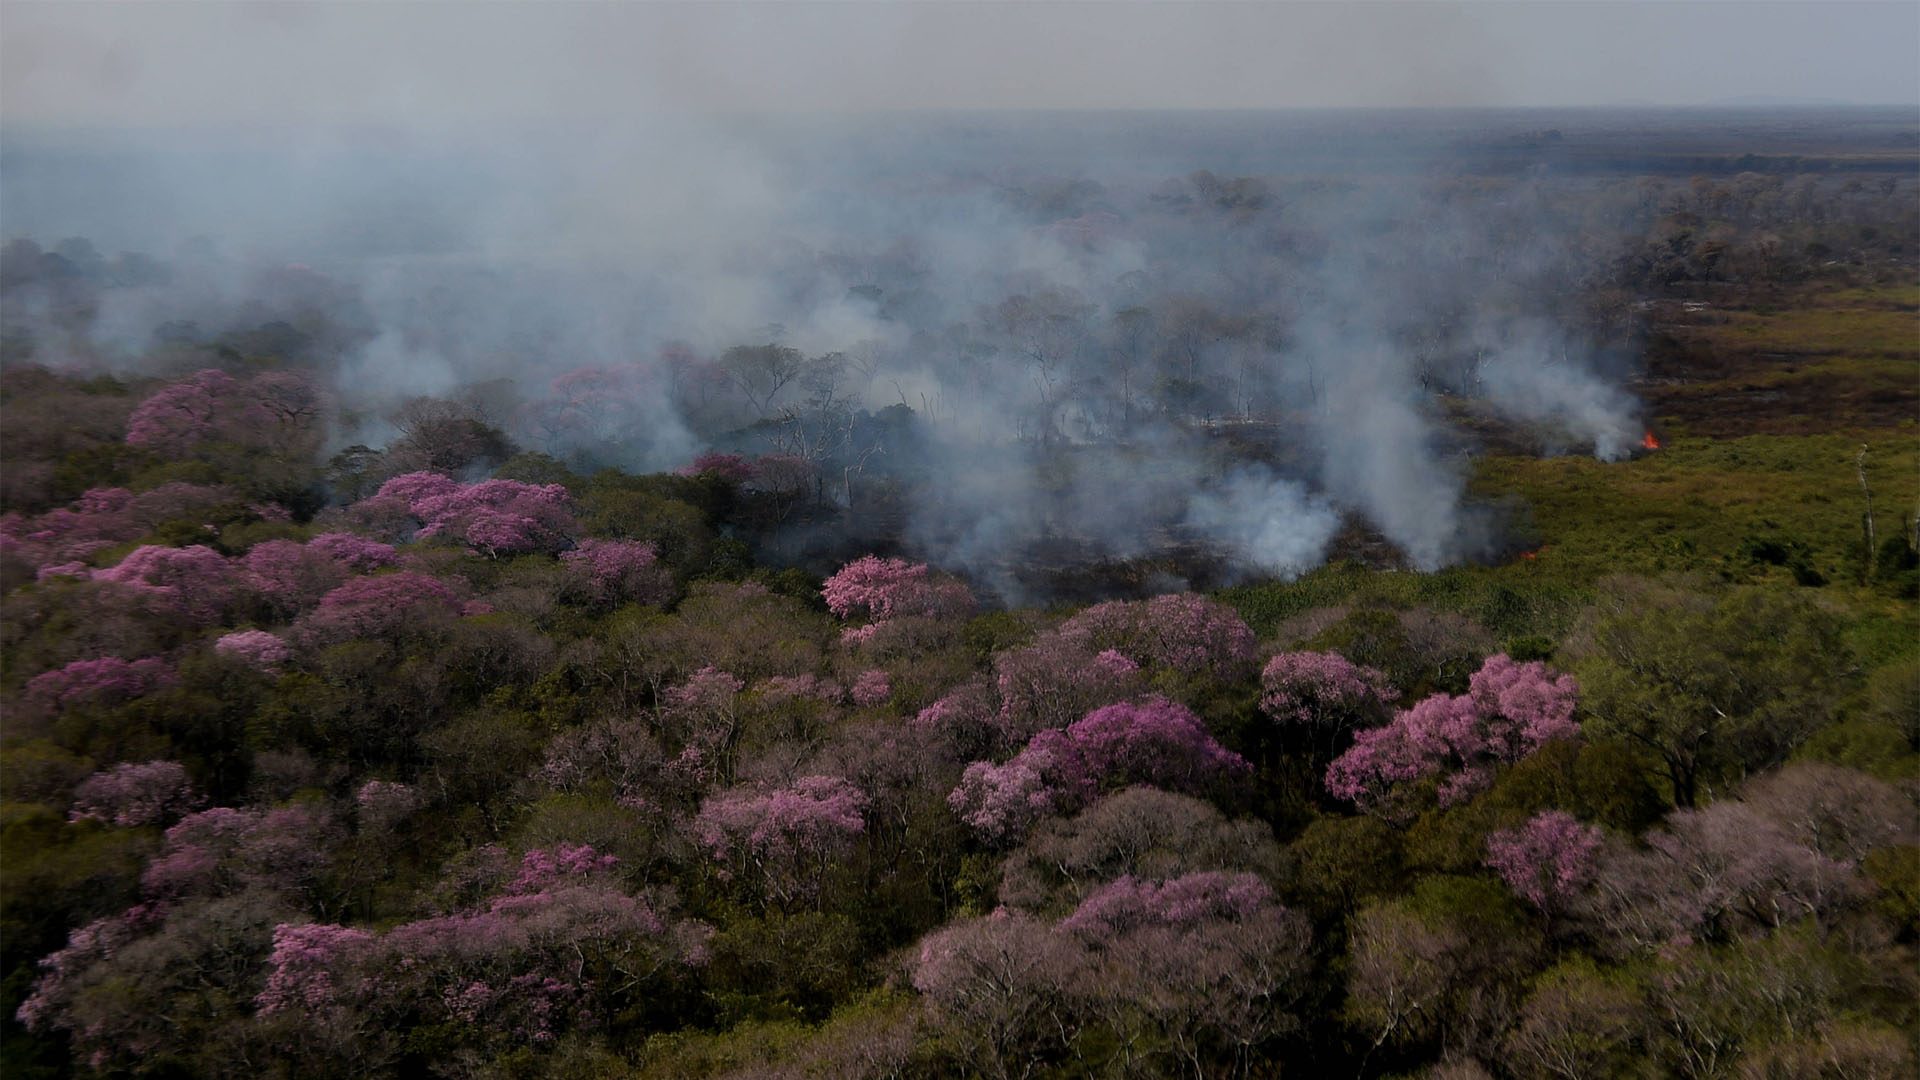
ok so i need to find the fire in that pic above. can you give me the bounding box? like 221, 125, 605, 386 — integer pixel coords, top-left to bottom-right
1641, 430, 1662, 450
1520, 550, 1537, 560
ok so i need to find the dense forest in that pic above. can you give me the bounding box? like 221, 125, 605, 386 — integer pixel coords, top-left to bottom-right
2, 110, 1918, 1079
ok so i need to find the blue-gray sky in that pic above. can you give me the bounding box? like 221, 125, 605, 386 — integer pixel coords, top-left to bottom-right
3, 1, 1916, 128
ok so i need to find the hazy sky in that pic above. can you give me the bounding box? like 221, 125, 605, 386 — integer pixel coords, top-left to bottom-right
3, 1, 1916, 128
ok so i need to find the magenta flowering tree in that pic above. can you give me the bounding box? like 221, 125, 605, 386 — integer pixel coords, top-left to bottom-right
1, 486, 149, 566
1066, 699, 1251, 793
693, 775, 868, 910
125, 369, 328, 458
293, 572, 464, 647
998, 787, 1285, 915
239, 539, 347, 616
251, 844, 712, 1065
678, 451, 757, 483
413, 477, 576, 557
1055, 870, 1277, 938
1255, 650, 1400, 781
660, 666, 748, 785
349, 472, 578, 556
910, 910, 1090, 1074
1061, 871, 1311, 1077
560, 538, 673, 609
911, 679, 1006, 762
124, 369, 238, 455
13, 902, 169, 1064
849, 668, 892, 707
1571, 765, 1913, 955
949, 698, 1248, 843
92, 544, 235, 623
303, 532, 399, 572
1058, 593, 1258, 678
912, 871, 1312, 1077
214, 629, 293, 673
1260, 650, 1397, 731
239, 535, 398, 619
373, 470, 460, 506
506, 842, 622, 894
140, 804, 339, 903
1325, 654, 1580, 818
758, 673, 845, 707
993, 635, 1142, 745
1485, 811, 1604, 912
253, 921, 376, 1017
67, 760, 198, 827
823, 555, 974, 643
25, 656, 176, 709
948, 741, 1083, 844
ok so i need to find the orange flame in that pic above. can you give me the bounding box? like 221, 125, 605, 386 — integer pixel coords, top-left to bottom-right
1641, 430, 1662, 450
1520, 550, 1537, 560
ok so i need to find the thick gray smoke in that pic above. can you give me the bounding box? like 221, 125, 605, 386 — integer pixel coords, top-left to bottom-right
0, 113, 1653, 593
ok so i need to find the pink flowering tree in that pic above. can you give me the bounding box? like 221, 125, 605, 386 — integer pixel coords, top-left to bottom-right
92, 544, 235, 624
693, 775, 868, 911
25, 656, 176, 710
1325, 654, 1580, 819
140, 804, 340, 904
992, 635, 1143, 747
303, 532, 400, 572
949, 698, 1248, 843
659, 666, 748, 785
1055, 870, 1278, 938
214, 629, 293, 673
849, 668, 892, 708
1255, 650, 1399, 779
412, 477, 576, 557
239, 540, 347, 617
125, 369, 238, 455
560, 538, 674, 610
67, 760, 198, 827
823, 555, 974, 644
1260, 650, 1398, 731
251, 843, 711, 1066
293, 572, 464, 648
912, 872, 1311, 1077
347, 472, 578, 556
948, 741, 1081, 844
1066, 698, 1252, 794
13, 902, 171, 1068
909, 910, 1091, 1074
519, 363, 673, 460
678, 451, 757, 484
911, 679, 1007, 763
1484, 811, 1604, 913
1057, 870, 1312, 1075
1, 483, 251, 582
126, 369, 329, 459
1058, 593, 1258, 679
2, 487, 145, 566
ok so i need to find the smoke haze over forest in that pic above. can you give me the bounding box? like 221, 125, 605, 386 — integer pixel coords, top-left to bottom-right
3, 2, 1916, 596
6, 8, 1920, 1080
